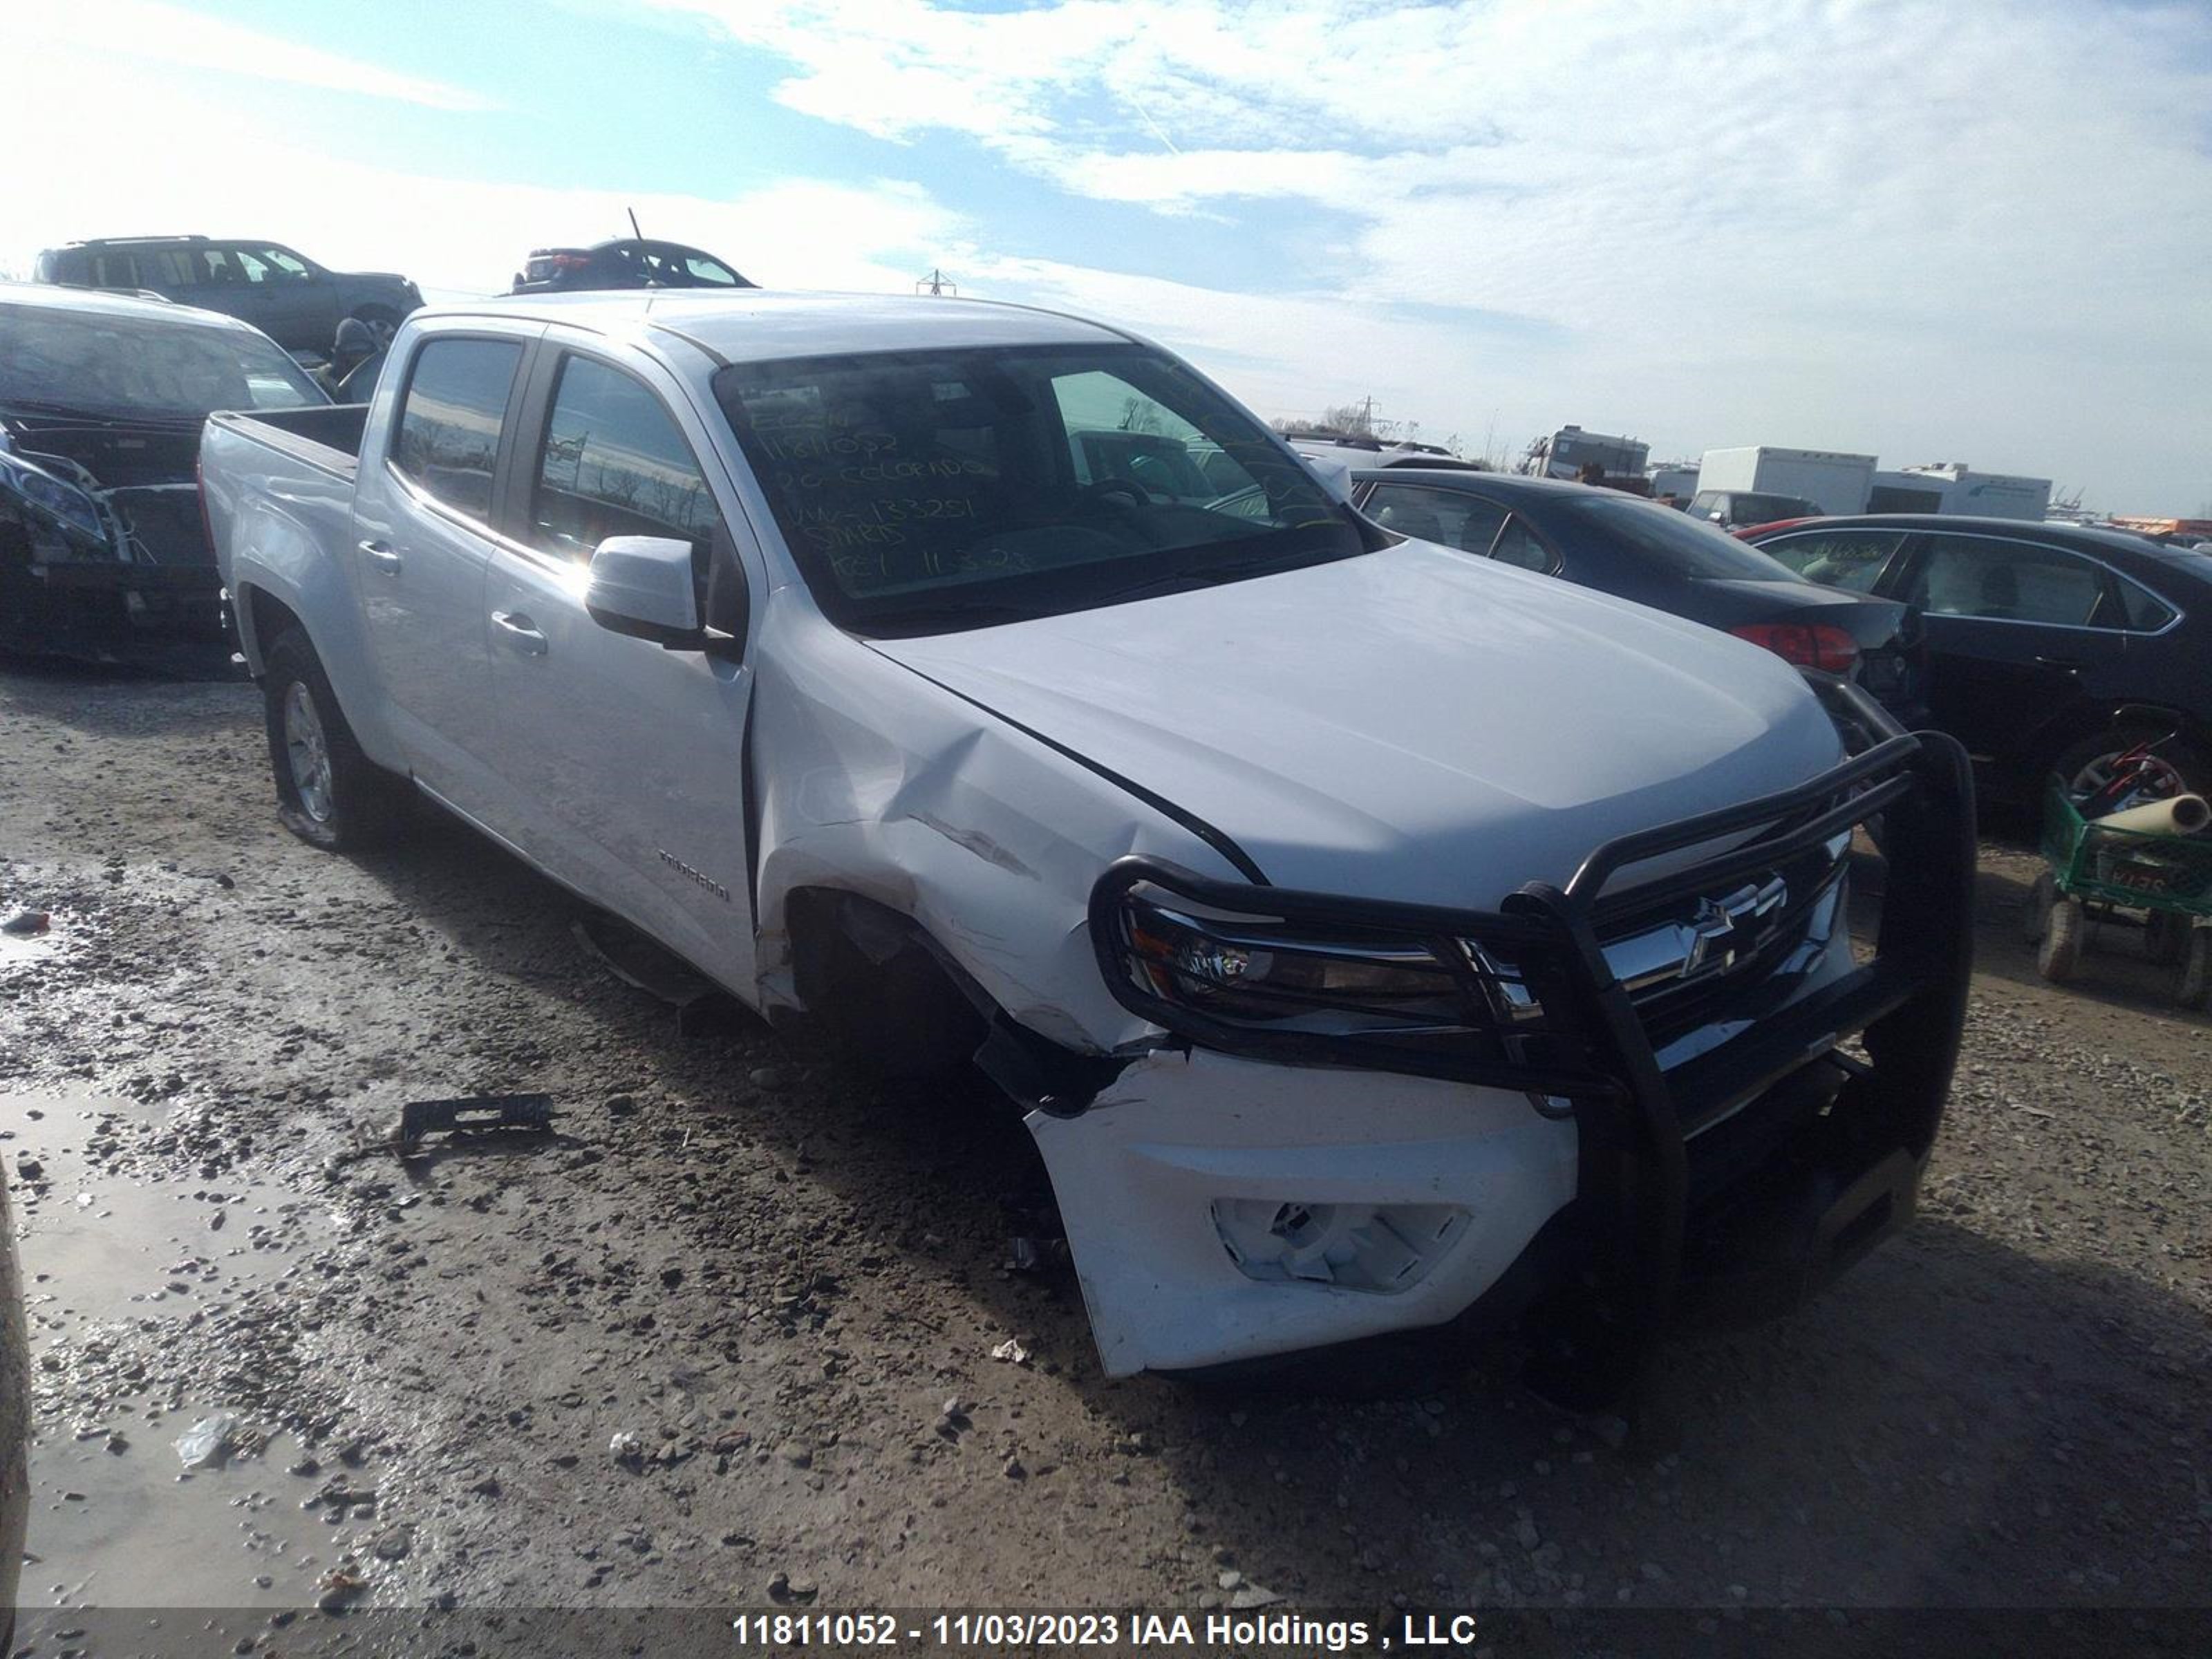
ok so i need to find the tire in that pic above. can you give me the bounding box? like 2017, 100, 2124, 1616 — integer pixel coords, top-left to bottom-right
2025, 870, 2058, 945
261, 630, 410, 850
2053, 729, 2212, 812
2178, 926, 2212, 1009
2145, 908, 2192, 966
2035, 890, 2086, 984
351, 304, 402, 348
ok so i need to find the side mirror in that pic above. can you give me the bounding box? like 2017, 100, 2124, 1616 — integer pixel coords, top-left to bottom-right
585, 536, 735, 655
1708, 511, 1727, 524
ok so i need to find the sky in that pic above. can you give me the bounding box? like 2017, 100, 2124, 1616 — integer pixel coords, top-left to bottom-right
8, 0, 2211, 513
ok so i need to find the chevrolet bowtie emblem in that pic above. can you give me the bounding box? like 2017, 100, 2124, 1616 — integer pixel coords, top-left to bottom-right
1679, 874, 1788, 981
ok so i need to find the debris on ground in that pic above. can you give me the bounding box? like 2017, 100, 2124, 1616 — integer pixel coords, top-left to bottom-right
399, 1093, 555, 1145
1, 908, 50, 935
173, 1411, 241, 1470
610, 1431, 646, 1468
767, 1571, 819, 1604
989, 1337, 1031, 1365
325, 1094, 559, 1170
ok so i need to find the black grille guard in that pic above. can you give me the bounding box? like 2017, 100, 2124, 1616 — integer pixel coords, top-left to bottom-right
1087, 675, 1976, 1342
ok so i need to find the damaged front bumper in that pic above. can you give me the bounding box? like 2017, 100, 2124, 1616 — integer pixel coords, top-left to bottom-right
0, 554, 230, 668
1031, 679, 1974, 1378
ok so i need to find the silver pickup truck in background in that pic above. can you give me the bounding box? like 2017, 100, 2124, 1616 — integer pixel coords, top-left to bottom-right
199, 290, 1974, 1389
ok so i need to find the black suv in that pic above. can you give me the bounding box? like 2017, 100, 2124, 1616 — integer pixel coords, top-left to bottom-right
34, 236, 423, 354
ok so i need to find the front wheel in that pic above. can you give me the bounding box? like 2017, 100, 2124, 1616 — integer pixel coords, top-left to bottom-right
261, 630, 410, 850
2178, 927, 2212, 1009
2035, 885, 2086, 984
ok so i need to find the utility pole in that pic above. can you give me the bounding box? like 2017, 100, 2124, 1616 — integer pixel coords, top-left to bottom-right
915, 267, 958, 297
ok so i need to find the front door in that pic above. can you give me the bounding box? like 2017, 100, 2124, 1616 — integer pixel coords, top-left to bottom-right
482, 346, 758, 990
243, 245, 339, 351
1893, 530, 2128, 769
349, 330, 534, 813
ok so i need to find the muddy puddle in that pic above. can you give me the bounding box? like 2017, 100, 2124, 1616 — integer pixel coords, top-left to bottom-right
6, 1089, 357, 1611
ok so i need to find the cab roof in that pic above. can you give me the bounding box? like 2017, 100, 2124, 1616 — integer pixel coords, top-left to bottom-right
0, 279, 260, 335
433, 289, 1131, 364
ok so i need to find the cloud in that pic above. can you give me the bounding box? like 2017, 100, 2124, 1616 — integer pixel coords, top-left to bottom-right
644, 0, 2212, 507
17, 0, 496, 111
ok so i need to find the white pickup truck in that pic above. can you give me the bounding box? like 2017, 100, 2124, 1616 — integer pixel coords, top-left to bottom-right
200, 292, 1974, 1387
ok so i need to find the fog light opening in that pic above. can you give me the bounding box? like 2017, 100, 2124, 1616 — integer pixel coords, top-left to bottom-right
1212, 1198, 1469, 1293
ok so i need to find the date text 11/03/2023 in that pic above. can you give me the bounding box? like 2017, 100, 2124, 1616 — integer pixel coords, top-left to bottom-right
727, 1611, 1492, 1649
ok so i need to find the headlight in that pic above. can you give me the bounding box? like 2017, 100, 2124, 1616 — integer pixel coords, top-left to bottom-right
0, 451, 107, 544
1113, 891, 1482, 1034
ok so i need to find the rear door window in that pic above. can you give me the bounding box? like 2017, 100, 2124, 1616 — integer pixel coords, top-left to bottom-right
1362, 482, 1508, 554
391, 337, 525, 521
1490, 514, 1555, 572
1906, 534, 2109, 626
139, 249, 200, 288
1758, 529, 1907, 594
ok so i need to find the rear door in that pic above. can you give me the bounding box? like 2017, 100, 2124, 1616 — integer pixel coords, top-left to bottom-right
348, 324, 539, 814
1889, 529, 2128, 768
481, 341, 760, 988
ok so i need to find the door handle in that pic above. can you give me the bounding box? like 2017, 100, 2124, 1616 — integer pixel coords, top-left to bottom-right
358, 540, 402, 574
2035, 655, 2085, 672
491, 610, 549, 657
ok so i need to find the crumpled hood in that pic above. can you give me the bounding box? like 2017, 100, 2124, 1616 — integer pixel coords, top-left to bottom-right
872, 541, 1846, 906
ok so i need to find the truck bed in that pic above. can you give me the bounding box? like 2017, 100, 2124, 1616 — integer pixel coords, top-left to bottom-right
205, 404, 370, 482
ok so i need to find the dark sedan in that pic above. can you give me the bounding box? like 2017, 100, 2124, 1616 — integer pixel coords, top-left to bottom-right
1745, 515, 2212, 803
1355, 470, 1924, 720
510, 238, 755, 294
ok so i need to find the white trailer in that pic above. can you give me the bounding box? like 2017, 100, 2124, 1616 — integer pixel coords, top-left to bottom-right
1868, 464, 2051, 521
1697, 447, 1876, 516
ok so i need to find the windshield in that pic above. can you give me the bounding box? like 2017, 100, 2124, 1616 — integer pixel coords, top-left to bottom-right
0, 303, 324, 422
714, 342, 1370, 633
1564, 492, 1811, 581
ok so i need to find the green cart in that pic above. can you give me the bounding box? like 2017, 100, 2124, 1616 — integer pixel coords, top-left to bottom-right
2026, 777, 2212, 1005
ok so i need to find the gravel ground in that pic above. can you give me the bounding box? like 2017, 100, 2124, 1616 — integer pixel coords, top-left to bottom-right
0, 661, 2207, 1648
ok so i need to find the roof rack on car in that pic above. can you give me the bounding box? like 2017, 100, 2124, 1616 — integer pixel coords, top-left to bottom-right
68, 235, 209, 247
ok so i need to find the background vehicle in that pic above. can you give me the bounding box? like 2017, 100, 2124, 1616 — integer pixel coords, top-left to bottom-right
1357, 469, 1925, 722
35, 236, 423, 353
1868, 464, 2052, 521
1648, 462, 1700, 505
509, 238, 755, 293
0, 283, 326, 664
1747, 515, 2212, 805
1698, 446, 1876, 518
200, 292, 1970, 1388
1693, 487, 1822, 530
1519, 424, 1648, 487
1284, 432, 1485, 471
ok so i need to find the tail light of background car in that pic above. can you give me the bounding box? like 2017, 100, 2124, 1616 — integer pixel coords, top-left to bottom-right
1730, 621, 1861, 675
